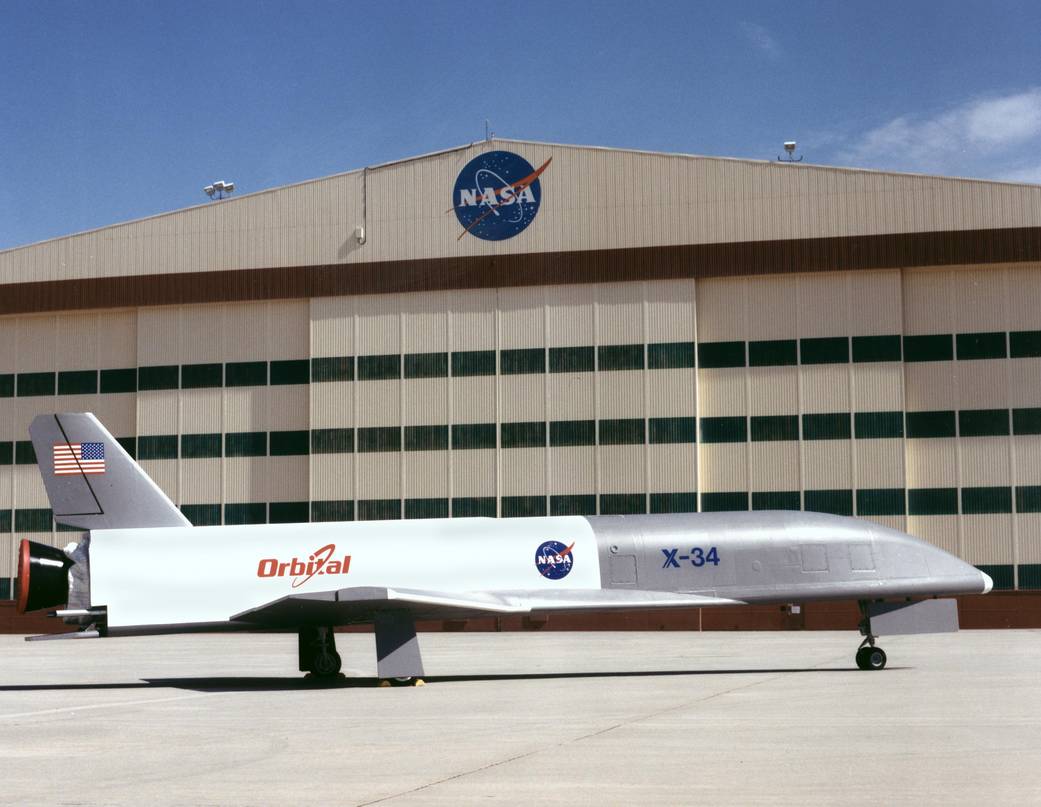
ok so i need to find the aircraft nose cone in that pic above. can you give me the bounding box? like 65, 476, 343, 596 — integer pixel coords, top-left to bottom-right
980, 570, 994, 594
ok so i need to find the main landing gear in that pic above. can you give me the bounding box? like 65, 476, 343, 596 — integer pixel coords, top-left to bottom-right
298, 626, 342, 679
296, 611, 427, 686
855, 601, 887, 671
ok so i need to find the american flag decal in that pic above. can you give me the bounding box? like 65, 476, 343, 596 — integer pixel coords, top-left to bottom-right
53, 442, 106, 475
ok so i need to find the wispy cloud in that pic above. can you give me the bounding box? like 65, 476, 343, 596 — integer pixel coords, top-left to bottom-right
835, 88, 1041, 182
740, 22, 781, 59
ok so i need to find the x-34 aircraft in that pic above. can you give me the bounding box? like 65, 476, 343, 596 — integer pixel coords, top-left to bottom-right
17, 414, 992, 684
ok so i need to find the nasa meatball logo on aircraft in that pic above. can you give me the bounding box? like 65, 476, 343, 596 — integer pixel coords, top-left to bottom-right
535, 540, 574, 579
451, 150, 551, 241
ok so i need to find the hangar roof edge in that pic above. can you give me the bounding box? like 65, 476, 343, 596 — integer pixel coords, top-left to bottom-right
3, 138, 1040, 257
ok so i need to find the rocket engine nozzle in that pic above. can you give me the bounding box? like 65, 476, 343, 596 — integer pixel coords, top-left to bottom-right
16, 539, 73, 614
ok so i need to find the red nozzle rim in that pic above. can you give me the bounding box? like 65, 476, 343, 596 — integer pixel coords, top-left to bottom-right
15, 539, 30, 614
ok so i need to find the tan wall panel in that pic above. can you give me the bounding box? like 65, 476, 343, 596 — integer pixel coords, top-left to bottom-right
748, 368, 797, 415
961, 515, 1013, 565
18, 315, 57, 370
222, 457, 268, 504
0, 318, 18, 372
952, 266, 1008, 331
268, 301, 309, 361
848, 270, 903, 335
797, 272, 849, 338
1014, 514, 1041, 563
501, 448, 545, 495
600, 445, 646, 493
223, 387, 268, 432
55, 313, 97, 371
906, 439, 958, 488
266, 384, 309, 430
137, 308, 180, 365
354, 294, 401, 354
310, 454, 354, 501
802, 441, 852, 489
499, 287, 544, 349
402, 291, 449, 353
138, 390, 177, 436
954, 360, 1009, 409
695, 277, 746, 341
698, 444, 746, 491
141, 460, 177, 504
12, 463, 49, 508
647, 369, 694, 418
356, 380, 400, 427
265, 456, 309, 501
451, 377, 495, 423
906, 514, 958, 555
182, 458, 221, 504
91, 394, 137, 439
854, 440, 906, 488
647, 444, 697, 492
311, 383, 353, 429
403, 379, 448, 426
597, 283, 643, 345
180, 388, 222, 433
0, 468, 11, 509
182, 305, 224, 363
904, 363, 956, 410
1013, 437, 1041, 485
748, 276, 797, 340
355, 454, 401, 500
859, 514, 907, 532
223, 303, 272, 362
500, 376, 545, 422
1009, 358, 1041, 408
903, 269, 952, 334
547, 374, 594, 418
404, 451, 449, 499
959, 439, 1012, 486
1008, 265, 1041, 329
546, 285, 594, 346
851, 364, 904, 413
451, 451, 496, 497
801, 365, 850, 414
310, 296, 355, 357
549, 446, 595, 494
697, 368, 746, 417
645, 279, 696, 342
599, 372, 644, 419
450, 289, 496, 349
95, 310, 137, 368
748, 442, 799, 491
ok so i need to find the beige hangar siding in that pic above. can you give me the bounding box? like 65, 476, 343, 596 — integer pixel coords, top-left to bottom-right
3, 141, 1041, 598
4, 139, 1041, 286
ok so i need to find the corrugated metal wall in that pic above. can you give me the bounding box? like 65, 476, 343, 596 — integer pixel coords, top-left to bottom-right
4, 140, 1041, 285
2, 266, 1040, 593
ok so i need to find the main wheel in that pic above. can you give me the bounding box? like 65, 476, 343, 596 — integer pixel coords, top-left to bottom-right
864, 646, 886, 670
856, 646, 886, 671
310, 649, 342, 677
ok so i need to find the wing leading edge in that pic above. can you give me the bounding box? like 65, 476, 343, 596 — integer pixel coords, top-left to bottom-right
229, 586, 745, 628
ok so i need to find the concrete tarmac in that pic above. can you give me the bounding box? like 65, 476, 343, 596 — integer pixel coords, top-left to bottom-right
0, 630, 1038, 806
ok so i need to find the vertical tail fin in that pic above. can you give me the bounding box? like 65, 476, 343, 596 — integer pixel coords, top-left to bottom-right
29, 413, 190, 530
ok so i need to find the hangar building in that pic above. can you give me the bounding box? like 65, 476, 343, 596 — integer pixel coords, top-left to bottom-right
2, 140, 1041, 606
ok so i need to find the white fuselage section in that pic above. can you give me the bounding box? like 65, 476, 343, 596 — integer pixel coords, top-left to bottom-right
89, 517, 600, 628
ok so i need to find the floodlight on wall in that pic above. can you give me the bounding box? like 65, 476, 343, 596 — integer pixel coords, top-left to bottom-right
354, 225, 366, 245
204, 180, 236, 200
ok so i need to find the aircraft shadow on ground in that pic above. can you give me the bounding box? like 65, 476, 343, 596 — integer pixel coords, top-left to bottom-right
0, 666, 892, 693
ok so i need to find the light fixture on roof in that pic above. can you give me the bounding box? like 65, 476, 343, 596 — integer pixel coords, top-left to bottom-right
778, 141, 803, 163
203, 180, 236, 200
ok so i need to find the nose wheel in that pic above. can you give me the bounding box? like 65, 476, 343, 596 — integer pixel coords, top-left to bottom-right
855, 600, 887, 671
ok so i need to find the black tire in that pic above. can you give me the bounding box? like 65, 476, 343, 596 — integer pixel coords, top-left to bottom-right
310, 650, 342, 677
864, 646, 887, 670
855, 647, 870, 670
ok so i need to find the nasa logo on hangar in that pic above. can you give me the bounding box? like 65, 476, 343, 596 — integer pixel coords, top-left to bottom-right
451, 150, 552, 241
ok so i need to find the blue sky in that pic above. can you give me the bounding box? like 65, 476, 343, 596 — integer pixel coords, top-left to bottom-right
2, 1, 1040, 250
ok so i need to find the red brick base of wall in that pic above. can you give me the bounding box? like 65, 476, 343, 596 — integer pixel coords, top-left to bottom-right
3, 592, 1039, 635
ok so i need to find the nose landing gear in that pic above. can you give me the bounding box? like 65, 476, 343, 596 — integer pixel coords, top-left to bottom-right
856, 601, 887, 671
